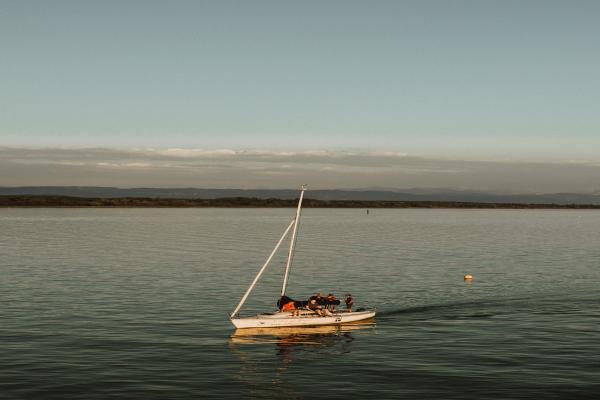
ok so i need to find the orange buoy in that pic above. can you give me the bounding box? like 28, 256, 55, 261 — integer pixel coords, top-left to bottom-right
464, 274, 473, 281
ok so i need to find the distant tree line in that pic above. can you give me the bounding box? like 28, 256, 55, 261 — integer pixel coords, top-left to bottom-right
1, 195, 599, 209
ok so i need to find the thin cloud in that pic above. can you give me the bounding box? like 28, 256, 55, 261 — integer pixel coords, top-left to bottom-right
1, 146, 600, 193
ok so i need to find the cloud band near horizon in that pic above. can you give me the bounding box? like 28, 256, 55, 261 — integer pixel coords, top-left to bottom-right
1, 147, 599, 194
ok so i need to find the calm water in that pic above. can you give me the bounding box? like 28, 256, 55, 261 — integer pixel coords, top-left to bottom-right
1, 208, 599, 399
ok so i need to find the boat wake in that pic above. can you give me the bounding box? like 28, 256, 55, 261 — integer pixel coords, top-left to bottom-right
377, 292, 600, 325
377, 298, 532, 320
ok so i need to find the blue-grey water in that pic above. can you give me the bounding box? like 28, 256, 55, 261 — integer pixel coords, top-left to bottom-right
1, 208, 599, 399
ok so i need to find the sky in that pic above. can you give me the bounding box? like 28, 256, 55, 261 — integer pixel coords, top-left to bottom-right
1, 1, 599, 190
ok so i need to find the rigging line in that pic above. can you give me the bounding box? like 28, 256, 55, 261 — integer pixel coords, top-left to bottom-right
230, 218, 296, 318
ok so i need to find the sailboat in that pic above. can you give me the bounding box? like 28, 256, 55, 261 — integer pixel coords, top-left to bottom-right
230, 185, 376, 329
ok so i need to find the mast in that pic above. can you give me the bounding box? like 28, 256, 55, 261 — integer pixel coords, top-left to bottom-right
281, 185, 306, 296
230, 219, 296, 318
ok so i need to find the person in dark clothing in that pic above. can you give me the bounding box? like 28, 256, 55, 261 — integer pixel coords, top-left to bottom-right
307, 297, 323, 316
325, 293, 339, 312
309, 292, 325, 304
308, 292, 332, 316
345, 293, 354, 312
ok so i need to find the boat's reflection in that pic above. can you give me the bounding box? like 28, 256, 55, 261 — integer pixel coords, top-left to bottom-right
231, 321, 374, 344
228, 322, 375, 396
230, 322, 375, 360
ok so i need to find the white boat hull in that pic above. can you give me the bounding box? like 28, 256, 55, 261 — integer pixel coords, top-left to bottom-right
231, 310, 376, 329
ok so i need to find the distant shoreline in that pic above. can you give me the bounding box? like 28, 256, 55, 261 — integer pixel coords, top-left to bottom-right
1, 195, 600, 209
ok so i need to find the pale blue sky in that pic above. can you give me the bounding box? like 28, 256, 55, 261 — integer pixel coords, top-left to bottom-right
1, 0, 599, 158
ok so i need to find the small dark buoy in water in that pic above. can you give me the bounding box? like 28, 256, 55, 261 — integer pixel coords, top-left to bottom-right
464, 274, 473, 281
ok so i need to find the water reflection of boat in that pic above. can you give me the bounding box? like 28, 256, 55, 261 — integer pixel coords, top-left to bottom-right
229, 321, 375, 345
228, 322, 375, 397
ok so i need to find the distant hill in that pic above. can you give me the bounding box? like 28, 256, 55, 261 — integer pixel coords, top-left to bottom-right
1, 186, 600, 205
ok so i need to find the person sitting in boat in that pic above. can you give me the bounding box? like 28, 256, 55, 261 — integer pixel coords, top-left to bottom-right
309, 292, 324, 304
307, 298, 323, 316
307, 293, 333, 317
306, 296, 333, 317
345, 293, 354, 312
278, 295, 293, 310
325, 293, 340, 312
278, 295, 301, 316
282, 300, 300, 316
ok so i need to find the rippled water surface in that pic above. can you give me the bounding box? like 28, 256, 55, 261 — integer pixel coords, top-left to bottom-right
1, 208, 600, 399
